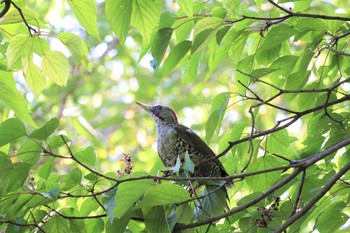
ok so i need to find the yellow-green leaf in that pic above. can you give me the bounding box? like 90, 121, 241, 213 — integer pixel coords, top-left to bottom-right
131, 0, 161, 44
106, 0, 132, 45
67, 0, 100, 40
42, 51, 69, 86
6, 33, 30, 69
22, 59, 46, 98
58, 32, 90, 69
0, 71, 36, 127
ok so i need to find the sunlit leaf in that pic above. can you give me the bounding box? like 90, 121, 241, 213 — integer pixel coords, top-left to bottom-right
178, 0, 193, 17
131, 0, 161, 44
6, 33, 30, 68
106, 0, 132, 45
261, 24, 296, 50
42, 51, 69, 86
141, 183, 189, 207
22, 59, 46, 98
113, 173, 153, 218
67, 0, 100, 40
58, 32, 90, 69
246, 156, 283, 191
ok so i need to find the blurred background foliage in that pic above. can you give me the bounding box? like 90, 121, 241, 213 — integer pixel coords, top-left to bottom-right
1, 0, 350, 231
1, 0, 349, 190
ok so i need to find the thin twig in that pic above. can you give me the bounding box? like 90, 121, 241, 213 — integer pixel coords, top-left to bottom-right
291, 170, 306, 216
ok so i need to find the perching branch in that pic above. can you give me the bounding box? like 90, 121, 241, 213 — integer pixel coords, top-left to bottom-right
175, 136, 350, 231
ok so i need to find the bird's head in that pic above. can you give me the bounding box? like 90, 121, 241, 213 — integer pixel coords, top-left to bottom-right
136, 102, 178, 125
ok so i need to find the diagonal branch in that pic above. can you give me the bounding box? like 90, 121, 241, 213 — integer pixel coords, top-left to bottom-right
175, 136, 350, 230
275, 159, 350, 232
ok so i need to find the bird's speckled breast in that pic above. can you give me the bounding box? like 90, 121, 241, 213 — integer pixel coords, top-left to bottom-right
157, 124, 179, 166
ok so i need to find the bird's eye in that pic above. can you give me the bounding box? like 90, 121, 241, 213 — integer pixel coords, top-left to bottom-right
158, 106, 163, 110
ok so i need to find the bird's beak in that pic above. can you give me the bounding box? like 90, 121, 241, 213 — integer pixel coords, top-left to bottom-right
136, 102, 151, 113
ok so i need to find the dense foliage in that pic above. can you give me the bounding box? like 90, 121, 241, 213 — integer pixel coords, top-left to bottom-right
0, 0, 350, 232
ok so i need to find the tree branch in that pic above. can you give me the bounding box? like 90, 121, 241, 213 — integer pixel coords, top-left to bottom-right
275, 159, 350, 232
175, 136, 350, 230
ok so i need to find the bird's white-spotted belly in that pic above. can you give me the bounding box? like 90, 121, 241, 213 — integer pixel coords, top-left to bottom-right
157, 127, 179, 167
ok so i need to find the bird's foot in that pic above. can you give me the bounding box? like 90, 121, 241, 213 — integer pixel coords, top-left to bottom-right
160, 169, 175, 177
153, 170, 175, 184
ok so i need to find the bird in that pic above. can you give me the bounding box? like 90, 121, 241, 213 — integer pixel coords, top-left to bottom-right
136, 102, 230, 219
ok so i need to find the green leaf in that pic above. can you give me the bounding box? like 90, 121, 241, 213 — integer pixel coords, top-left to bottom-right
285, 71, 310, 90
103, 186, 118, 222
43, 215, 71, 233
178, 0, 193, 17
184, 151, 194, 173
216, 25, 230, 45
61, 168, 83, 191
266, 129, 291, 154
75, 146, 96, 168
106, 0, 132, 45
182, 53, 201, 84
176, 203, 193, 224
106, 211, 133, 233
42, 51, 69, 86
37, 159, 53, 180
255, 44, 281, 65
206, 92, 230, 142
269, 55, 298, 77
0, 71, 36, 127
67, 0, 100, 40
17, 140, 41, 165
151, 27, 174, 70
6, 33, 30, 69
0, 7, 39, 25
191, 28, 212, 54
0, 162, 31, 196
212, 7, 227, 19
261, 24, 296, 50
293, 18, 328, 32
316, 201, 348, 233
250, 68, 279, 78
31, 36, 51, 56
159, 11, 177, 29
206, 111, 219, 143
29, 118, 59, 140
46, 135, 71, 149
131, 0, 161, 44
195, 185, 227, 220
58, 32, 90, 69
86, 219, 104, 233
69, 219, 87, 233
22, 59, 46, 98
245, 156, 282, 191
40, 187, 60, 199
161, 40, 191, 77
140, 183, 190, 207
194, 17, 224, 38
143, 206, 170, 233
0, 118, 26, 147
113, 174, 153, 218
